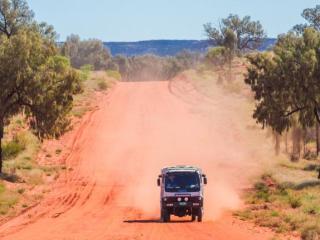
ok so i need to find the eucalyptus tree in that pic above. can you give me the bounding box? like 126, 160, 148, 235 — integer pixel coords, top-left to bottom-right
293, 5, 320, 34
0, 0, 34, 38
204, 14, 266, 53
245, 28, 320, 156
0, 29, 81, 173
61, 34, 111, 70
0, 0, 81, 173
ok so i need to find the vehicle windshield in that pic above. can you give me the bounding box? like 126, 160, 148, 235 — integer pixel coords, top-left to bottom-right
165, 172, 200, 192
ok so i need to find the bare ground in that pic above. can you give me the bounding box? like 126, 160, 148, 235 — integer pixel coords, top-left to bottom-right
0, 78, 280, 240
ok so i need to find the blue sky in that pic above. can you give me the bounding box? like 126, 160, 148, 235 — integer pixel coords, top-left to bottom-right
28, 0, 319, 41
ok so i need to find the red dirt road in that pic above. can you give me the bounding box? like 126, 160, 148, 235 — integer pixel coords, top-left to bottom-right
0, 80, 275, 240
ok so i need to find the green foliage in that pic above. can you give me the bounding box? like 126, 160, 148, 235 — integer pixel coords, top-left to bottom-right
0, 0, 34, 38
97, 79, 108, 90
254, 182, 271, 202
3, 139, 25, 160
81, 64, 94, 72
289, 196, 302, 209
0, 21, 82, 172
61, 34, 111, 70
204, 14, 266, 52
245, 28, 320, 134
106, 70, 121, 80
109, 51, 201, 81
79, 64, 93, 81
205, 47, 229, 67
237, 168, 320, 236
293, 5, 320, 34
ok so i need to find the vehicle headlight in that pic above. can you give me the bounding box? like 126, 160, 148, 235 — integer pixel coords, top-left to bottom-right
163, 198, 167, 202
177, 197, 182, 202
198, 197, 202, 201
184, 197, 189, 202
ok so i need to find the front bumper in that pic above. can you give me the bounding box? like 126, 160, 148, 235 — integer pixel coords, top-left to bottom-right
162, 196, 203, 208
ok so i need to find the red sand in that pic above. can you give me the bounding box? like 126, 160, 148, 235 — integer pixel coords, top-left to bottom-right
0, 80, 276, 240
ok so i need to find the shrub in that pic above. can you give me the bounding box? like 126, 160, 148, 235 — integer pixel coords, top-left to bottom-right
254, 182, 271, 202
17, 188, 25, 194
97, 79, 108, 90
301, 226, 320, 240
106, 70, 121, 80
289, 196, 302, 209
304, 151, 318, 161
3, 141, 25, 160
3, 132, 30, 160
79, 64, 93, 81
0, 191, 19, 215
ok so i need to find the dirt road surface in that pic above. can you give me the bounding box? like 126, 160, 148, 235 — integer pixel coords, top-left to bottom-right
0, 79, 276, 240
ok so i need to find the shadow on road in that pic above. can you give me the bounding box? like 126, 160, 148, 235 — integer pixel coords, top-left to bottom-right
124, 219, 193, 224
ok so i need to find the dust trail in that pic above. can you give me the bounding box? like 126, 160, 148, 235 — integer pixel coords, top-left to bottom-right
0, 79, 276, 240
117, 74, 274, 220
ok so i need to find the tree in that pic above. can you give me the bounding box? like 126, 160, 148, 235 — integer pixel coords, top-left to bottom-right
0, 29, 81, 173
0, 0, 34, 38
205, 47, 229, 82
61, 34, 111, 70
204, 28, 237, 81
204, 14, 266, 53
206, 47, 230, 66
245, 28, 320, 136
293, 5, 320, 34
111, 55, 131, 80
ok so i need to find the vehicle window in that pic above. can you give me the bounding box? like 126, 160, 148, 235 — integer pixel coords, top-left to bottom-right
165, 172, 200, 192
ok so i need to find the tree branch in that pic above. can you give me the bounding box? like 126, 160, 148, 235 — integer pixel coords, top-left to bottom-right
283, 106, 306, 117
315, 107, 320, 123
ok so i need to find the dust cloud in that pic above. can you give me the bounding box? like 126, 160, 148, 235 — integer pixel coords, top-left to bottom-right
113, 74, 275, 221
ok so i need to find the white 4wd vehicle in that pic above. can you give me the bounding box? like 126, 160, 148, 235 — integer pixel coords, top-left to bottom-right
157, 166, 207, 222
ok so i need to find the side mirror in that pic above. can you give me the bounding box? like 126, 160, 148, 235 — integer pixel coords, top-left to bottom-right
204, 177, 207, 185
157, 178, 161, 186
202, 174, 207, 185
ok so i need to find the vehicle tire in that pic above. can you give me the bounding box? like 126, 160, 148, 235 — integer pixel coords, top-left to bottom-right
191, 215, 196, 222
161, 208, 170, 222
197, 208, 203, 222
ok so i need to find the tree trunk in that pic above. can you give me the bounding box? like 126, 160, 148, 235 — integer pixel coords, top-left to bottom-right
316, 121, 320, 156
291, 126, 301, 161
274, 132, 280, 156
0, 120, 3, 174
285, 131, 288, 154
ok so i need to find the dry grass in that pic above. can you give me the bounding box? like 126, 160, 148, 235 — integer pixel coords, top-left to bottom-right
0, 183, 19, 215
235, 159, 320, 237
71, 70, 118, 118
0, 69, 119, 219
189, 59, 320, 238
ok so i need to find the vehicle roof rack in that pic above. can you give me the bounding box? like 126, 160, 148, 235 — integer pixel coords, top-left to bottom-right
161, 165, 201, 173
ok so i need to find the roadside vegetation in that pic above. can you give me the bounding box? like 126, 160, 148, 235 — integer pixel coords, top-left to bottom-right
199, 7, 320, 239
1, 1, 320, 239
234, 162, 320, 239
106, 51, 202, 81
0, 0, 118, 222
0, 68, 117, 221
209, 5, 320, 240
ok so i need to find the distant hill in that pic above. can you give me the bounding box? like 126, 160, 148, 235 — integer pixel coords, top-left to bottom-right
104, 39, 277, 57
